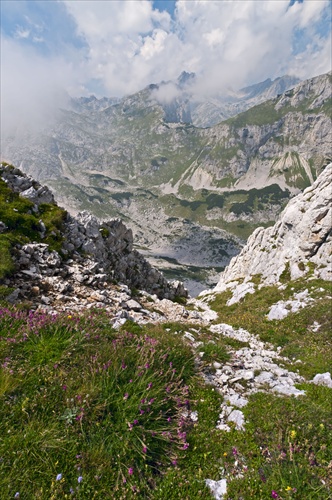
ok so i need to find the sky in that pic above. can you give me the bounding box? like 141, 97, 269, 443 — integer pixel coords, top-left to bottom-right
1, 0, 331, 133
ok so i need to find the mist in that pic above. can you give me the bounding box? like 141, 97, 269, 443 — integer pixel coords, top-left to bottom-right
1, 0, 331, 145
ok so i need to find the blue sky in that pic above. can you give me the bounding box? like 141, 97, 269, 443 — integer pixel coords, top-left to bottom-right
1, 0, 331, 130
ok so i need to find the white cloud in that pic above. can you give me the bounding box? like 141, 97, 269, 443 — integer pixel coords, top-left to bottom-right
151, 81, 181, 104
61, 0, 331, 98
0, 36, 79, 137
140, 29, 168, 60
14, 26, 30, 39
0, 0, 331, 141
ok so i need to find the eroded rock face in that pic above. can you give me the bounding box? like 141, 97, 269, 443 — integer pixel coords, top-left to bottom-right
0, 164, 187, 303
213, 163, 332, 297
0, 164, 55, 205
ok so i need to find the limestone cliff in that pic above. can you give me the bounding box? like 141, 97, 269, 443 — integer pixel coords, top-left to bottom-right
213, 163, 332, 299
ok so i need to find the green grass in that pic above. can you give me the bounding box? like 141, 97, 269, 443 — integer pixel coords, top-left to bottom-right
0, 272, 331, 499
0, 169, 67, 279
209, 278, 332, 379
0, 310, 198, 499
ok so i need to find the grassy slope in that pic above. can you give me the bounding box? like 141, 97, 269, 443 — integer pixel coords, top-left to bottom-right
0, 274, 331, 499
0, 171, 67, 280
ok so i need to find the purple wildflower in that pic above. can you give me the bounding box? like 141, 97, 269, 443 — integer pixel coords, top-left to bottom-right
271, 491, 278, 499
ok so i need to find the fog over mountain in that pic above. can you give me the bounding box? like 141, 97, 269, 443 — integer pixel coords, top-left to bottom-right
1, 0, 331, 141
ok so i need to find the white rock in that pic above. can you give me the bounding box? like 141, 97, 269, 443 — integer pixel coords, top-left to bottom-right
224, 394, 248, 408
227, 409, 245, 430
205, 479, 227, 500
272, 384, 305, 397
255, 371, 274, 384
227, 282, 255, 305
311, 372, 332, 388
190, 411, 198, 422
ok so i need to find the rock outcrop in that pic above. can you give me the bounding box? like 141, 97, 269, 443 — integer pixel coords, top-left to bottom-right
212, 163, 332, 300
0, 164, 187, 310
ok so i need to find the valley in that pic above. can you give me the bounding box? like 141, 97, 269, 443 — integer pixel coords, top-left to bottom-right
1, 71, 331, 293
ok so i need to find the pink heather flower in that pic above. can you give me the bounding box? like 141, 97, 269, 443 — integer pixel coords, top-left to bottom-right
167, 417, 171, 422
271, 491, 278, 499
142, 446, 147, 453
140, 409, 145, 415
145, 363, 150, 369
62, 385, 67, 391
123, 393, 129, 400
123, 478, 127, 484
121, 362, 127, 369
147, 382, 152, 389
133, 419, 139, 425
182, 443, 189, 450
128, 467, 134, 475
172, 459, 177, 466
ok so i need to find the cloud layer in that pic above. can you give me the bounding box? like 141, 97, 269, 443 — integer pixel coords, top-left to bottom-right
65, 0, 331, 96
1, 0, 331, 136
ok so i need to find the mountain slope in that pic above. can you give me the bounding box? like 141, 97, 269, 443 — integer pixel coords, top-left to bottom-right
1, 72, 331, 293
209, 162, 332, 304
0, 163, 186, 301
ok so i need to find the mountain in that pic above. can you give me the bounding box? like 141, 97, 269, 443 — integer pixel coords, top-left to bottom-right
1, 165, 331, 500
190, 74, 301, 127
1, 72, 331, 293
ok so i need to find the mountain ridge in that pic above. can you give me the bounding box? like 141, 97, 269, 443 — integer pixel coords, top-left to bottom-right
1, 71, 331, 293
